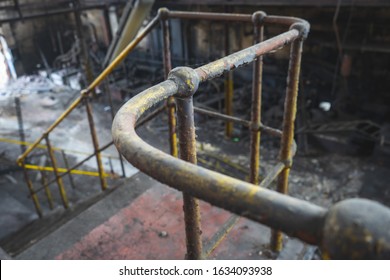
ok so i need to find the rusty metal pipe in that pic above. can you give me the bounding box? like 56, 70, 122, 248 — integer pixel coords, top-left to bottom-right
249, 13, 265, 185
161, 13, 178, 158
203, 215, 239, 258
40, 170, 54, 210
171, 67, 204, 260
45, 136, 69, 209
195, 29, 300, 82
177, 98, 197, 164
61, 150, 76, 189
167, 10, 308, 28
176, 96, 203, 259
271, 37, 304, 252
259, 162, 285, 189
104, 80, 126, 178
193, 106, 284, 140
85, 97, 107, 191
224, 22, 234, 138
167, 10, 252, 22
194, 106, 251, 127
264, 16, 308, 27
22, 165, 42, 217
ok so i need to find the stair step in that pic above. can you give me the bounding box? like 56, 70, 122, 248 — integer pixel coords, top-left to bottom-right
0, 191, 37, 240
0, 173, 145, 257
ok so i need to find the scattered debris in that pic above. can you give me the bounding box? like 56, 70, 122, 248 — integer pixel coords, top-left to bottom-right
158, 231, 168, 238
0, 74, 77, 100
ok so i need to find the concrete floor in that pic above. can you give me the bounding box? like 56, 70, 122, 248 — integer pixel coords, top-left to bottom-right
15, 173, 308, 260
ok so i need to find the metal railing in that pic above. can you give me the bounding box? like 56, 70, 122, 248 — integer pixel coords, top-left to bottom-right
112, 9, 390, 259
15, 8, 165, 217
17, 8, 390, 259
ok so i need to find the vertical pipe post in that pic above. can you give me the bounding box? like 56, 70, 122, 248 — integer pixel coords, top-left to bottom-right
108, 156, 114, 174
22, 165, 42, 218
57, 31, 64, 55
85, 97, 107, 191
249, 12, 265, 185
297, 82, 308, 154
104, 79, 126, 177
169, 67, 203, 259
61, 150, 76, 189
161, 10, 178, 157
103, 7, 113, 44
14, 97, 26, 154
271, 36, 304, 252
45, 136, 69, 209
40, 170, 54, 210
73, 0, 94, 88
176, 96, 203, 260
224, 23, 233, 138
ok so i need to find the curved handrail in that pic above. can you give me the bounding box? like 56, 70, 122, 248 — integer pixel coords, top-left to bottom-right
112, 27, 390, 259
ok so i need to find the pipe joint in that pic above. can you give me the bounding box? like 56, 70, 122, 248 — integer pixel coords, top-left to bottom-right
80, 89, 90, 98
250, 122, 261, 132
252, 11, 267, 25
283, 158, 293, 168
158, 7, 170, 20
168, 67, 200, 98
290, 21, 310, 40
166, 98, 176, 108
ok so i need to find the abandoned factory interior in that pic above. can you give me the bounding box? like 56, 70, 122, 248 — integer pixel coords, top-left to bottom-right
0, 0, 389, 260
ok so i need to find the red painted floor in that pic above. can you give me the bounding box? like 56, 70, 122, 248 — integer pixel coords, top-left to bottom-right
56, 184, 274, 260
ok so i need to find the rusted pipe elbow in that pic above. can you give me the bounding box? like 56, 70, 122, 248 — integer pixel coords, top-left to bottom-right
168, 67, 200, 98
290, 21, 310, 40
158, 7, 170, 20
252, 11, 267, 25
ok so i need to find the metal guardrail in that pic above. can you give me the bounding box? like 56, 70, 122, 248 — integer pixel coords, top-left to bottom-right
15, 8, 390, 259
112, 9, 390, 259
15, 8, 164, 217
